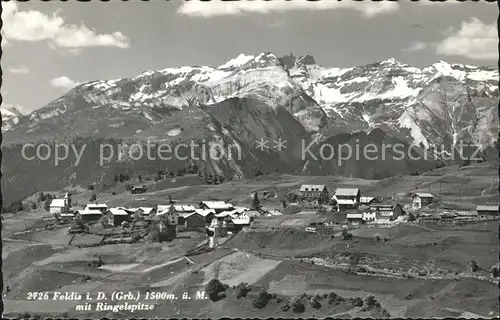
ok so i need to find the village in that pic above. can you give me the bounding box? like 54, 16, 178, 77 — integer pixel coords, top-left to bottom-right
3, 164, 499, 318
46, 182, 500, 248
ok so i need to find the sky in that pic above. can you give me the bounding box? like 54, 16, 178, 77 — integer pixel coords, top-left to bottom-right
1, 0, 498, 114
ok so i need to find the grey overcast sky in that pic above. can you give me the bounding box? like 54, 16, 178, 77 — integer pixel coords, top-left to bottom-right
1, 0, 498, 114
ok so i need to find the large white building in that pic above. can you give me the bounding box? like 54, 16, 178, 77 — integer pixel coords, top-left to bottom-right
49, 193, 71, 215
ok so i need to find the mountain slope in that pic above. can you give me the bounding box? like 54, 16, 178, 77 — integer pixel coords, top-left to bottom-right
1, 53, 498, 202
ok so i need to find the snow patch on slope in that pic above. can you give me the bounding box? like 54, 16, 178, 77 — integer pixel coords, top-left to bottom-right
398, 110, 429, 148
167, 128, 181, 136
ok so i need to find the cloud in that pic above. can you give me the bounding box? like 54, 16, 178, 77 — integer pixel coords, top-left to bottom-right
1, 2, 130, 49
435, 18, 496, 60
50, 76, 81, 90
8, 65, 30, 74
48, 42, 83, 55
402, 41, 427, 52
177, 1, 399, 18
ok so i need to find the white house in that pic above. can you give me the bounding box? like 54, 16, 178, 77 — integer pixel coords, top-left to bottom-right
333, 188, 361, 211
362, 211, 376, 222
232, 214, 251, 225
412, 193, 434, 210
77, 209, 103, 222
199, 201, 234, 213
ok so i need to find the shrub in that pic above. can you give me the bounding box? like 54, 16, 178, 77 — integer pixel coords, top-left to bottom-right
408, 212, 417, 221
205, 279, 226, 302
309, 296, 321, 309
375, 234, 381, 242
357, 266, 368, 273
87, 184, 95, 190
469, 260, 479, 272
327, 292, 338, 304
328, 291, 344, 305
290, 297, 305, 313
217, 292, 226, 300
364, 295, 377, 307
381, 308, 391, 317
341, 229, 352, 240
89, 193, 97, 202
252, 289, 270, 309
351, 297, 364, 307
236, 282, 250, 299
492, 266, 500, 277
37, 192, 46, 203
280, 299, 290, 311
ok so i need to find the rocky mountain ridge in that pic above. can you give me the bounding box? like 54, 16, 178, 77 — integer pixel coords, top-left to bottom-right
1, 52, 498, 203
3, 52, 498, 151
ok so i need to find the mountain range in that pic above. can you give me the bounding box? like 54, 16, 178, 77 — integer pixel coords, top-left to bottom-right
1, 52, 498, 202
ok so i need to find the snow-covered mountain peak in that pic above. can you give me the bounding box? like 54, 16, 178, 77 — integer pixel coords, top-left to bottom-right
2, 105, 24, 117
1, 104, 24, 130
379, 57, 402, 66
6, 52, 497, 155
218, 53, 255, 69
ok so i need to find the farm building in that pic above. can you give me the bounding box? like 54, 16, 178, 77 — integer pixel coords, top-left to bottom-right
333, 188, 361, 211
412, 193, 434, 210
157, 205, 179, 225
368, 203, 404, 222
106, 208, 130, 227
360, 196, 379, 206
454, 210, 478, 217
476, 205, 499, 216
130, 186, 147, 194
135, 207, 156, 217
198, 201, 234, 214
77, 209, 103, 222
178, 212, 206, 231
84, 203, 108, 213
299, 184, 329, 202
194, 208, 216, 223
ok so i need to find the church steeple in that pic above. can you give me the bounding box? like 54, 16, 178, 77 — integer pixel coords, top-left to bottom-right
64, 192, 72, 211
